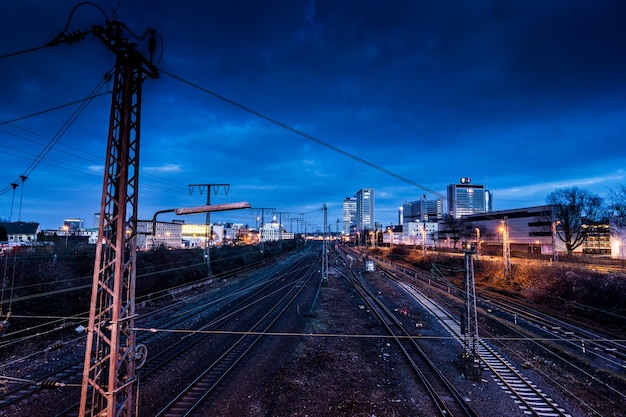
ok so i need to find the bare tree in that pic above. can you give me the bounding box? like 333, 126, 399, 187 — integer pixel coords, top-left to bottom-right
546, 187, 604, 255
608, 185, 626, 227
439, 214, 472, 249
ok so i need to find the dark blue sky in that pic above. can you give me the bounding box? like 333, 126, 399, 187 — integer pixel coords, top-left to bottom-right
1, 1, 625, 231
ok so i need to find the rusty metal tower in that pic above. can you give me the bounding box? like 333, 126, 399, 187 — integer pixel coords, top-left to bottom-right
501, 216, 511, 278
188, 183, 230, 275
79, 21, 158, 417
322, 204, 328, 284
462, 249, 481, 380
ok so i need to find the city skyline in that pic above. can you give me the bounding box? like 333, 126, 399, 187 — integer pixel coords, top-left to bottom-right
1, 1, 625, 230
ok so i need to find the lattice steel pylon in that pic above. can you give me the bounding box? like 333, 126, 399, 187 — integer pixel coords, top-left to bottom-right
463, 249, 481, 380
501, 217, 511, 278
322, 204, 328, 284
79, 22, 158, 417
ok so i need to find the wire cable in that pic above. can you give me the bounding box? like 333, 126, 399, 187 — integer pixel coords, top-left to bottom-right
160, 69, 445, 200
159, 69, 538, 241
0, 93, 110, 128
0, 76, 111, 197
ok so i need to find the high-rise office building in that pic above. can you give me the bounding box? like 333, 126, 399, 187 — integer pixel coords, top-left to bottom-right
402, 195, 443, 227
447, 178, 491, 218
356, 188, 375, 232
342, 197, 357, 234
422, 197, 444, 221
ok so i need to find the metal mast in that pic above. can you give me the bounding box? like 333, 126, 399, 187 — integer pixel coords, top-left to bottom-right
322, 204, 328, 284
80, 21, 158, 417
275, 211, 289, 250
501, 216, 511, 278
188, 183, 230, 275
254, 208, 275, 255
463, 249, 481, 380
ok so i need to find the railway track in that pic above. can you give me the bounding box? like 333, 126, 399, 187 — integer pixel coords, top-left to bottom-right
483, 296, 626, 369
367, 250, 626, 413
152, 247, 320, 416
394, 279, 572, 417
338, 248, 478, 417
0, 246, 318, 416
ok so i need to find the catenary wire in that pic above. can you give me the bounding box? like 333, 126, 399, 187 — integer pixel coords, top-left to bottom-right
0, 77, 111, 197
160, 69, 445, 200
158, 69, 544, 238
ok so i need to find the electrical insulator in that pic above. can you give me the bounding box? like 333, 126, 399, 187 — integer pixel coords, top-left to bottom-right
66, 30, 86, 44
40, 378, 63, 389
54, 321, 76, 331
148, 30, 156, 54
46, 341, 63, 351
0, 320, 9, 337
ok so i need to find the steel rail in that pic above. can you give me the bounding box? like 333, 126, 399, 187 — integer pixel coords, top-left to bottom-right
337, 248, 478, 417
153, 252, 320, 416
48, 247, 316, 417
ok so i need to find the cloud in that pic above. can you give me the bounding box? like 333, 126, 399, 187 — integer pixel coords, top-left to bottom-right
495, 171, 626, 203
143, 164, 181, 173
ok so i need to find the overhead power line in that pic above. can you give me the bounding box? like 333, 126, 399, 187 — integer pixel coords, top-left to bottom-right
161, 69, 541, 238
0, 92, 110, 127
160, 69, 446, 201
0, 78, 110, 197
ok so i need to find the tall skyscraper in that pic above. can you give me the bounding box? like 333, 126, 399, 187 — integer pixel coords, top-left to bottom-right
356, 188, 375, 231
342, 197, 357, 234
447, 178, 491, 218
402, 195, 443, 227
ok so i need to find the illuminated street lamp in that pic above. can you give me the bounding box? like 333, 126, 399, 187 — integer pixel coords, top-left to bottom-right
62, 225, 69, 248
475, 227, 480, 255
151, 202, 251, 274
552, 219, 561, 263
499, 218, 511, 276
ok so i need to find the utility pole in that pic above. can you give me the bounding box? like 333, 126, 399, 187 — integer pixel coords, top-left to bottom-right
462, 248, 481, 380
275, 211, 289, 250
298, 213, 305, 234
322, 204, 329, 285
551, 211, 559, 263
189, 183, 230, 275
501, 217, 511, 278
8, 183, 17, 222
422, 221, 427, 257
253, 208, 275, 255
288, 217, 298, 234
17, 175, 27, 221
77, 21, 159, 417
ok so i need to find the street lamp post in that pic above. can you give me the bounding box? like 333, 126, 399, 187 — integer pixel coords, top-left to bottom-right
475, 227, 480, 255
422, 222, 427, 257
500, 218, 511, 277
62, 225, 69, 248
552, 219, 560, 263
